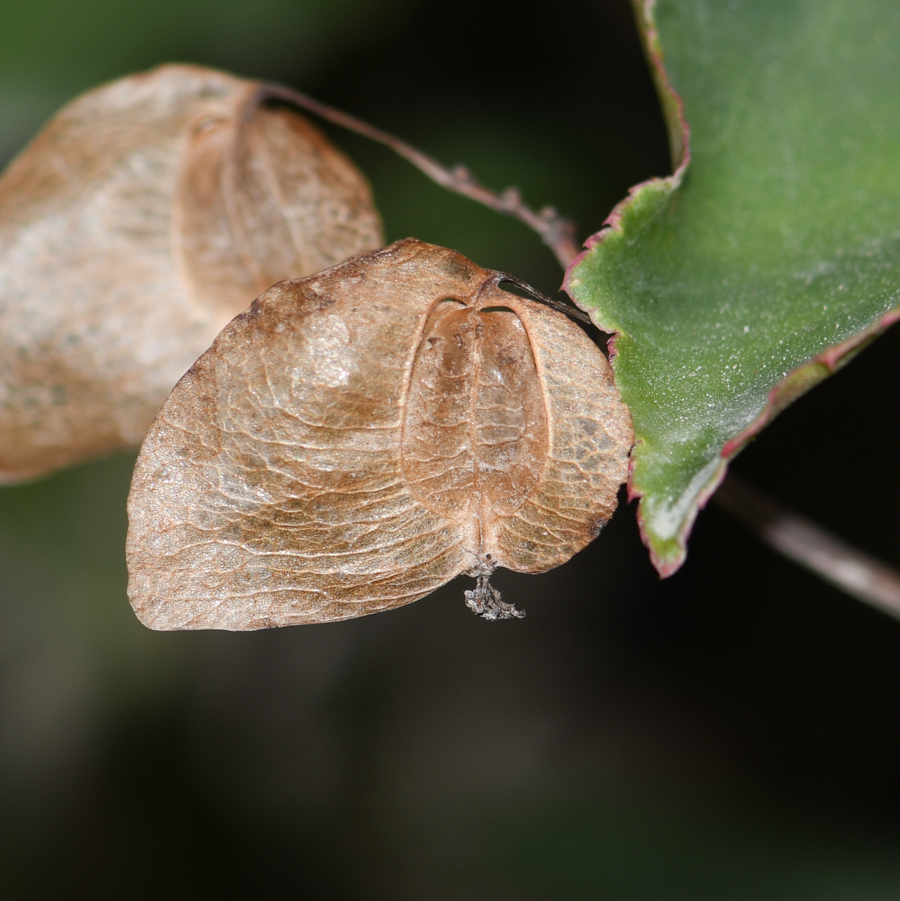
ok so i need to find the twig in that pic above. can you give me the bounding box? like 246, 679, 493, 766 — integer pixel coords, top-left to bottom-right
257, 84, 581, 270
493, 273, 592, 325
263, 86, 900, 618
714, 474, 900, 622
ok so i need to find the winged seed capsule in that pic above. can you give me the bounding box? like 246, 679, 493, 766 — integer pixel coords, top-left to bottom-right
0, 64, 381, 481
126, 239, 633, 629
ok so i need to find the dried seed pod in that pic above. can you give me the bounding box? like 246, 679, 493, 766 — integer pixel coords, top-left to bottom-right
126, 239, 633, 630
0, 64, 382, 482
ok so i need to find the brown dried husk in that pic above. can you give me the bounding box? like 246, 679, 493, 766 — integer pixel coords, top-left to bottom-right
0, 64, 382, 482
126, 239, 634, 630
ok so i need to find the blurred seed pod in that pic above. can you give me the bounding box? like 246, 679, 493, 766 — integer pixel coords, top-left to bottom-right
126, 239, 633, 630
0, 64, 383, 482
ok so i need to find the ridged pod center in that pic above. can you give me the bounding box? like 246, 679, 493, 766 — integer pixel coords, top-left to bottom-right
400, 300, 549, 536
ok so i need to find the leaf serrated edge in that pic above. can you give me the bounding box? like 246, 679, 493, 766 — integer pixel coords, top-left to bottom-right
567, 0, 900, 580
652, 306, 900, 578
562, 0, 693, 574
722, 306, 900, 459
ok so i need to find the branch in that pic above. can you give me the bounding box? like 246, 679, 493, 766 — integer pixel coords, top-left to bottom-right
714, 474, 900, 622
259, 85, 900, 618
258, 84, 581, 270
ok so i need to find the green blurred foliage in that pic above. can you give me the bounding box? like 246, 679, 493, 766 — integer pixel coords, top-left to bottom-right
0, 0, 412, 155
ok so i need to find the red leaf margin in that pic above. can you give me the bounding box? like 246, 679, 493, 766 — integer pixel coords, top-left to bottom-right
562, 0, 900, 577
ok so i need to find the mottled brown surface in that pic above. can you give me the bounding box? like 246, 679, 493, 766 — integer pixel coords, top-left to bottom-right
0, 64, 382, 482
126, 240, 633, 630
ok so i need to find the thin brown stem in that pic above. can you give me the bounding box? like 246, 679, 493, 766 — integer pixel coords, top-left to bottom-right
258, 84, 581, 270
262, 86, 900, 620
715, 473, 900, 622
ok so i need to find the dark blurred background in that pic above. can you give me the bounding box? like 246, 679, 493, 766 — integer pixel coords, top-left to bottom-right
2, 0, 900, 897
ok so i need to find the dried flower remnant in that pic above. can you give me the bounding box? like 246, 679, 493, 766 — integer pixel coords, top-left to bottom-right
126, 239, 633, 630
0, 64, 382, 482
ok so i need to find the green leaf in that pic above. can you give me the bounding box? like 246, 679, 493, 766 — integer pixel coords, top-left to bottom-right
565, 0, 900, 575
